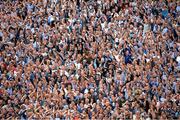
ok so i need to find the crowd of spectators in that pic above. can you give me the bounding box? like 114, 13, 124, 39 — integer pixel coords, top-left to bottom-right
0, 0, 180, 119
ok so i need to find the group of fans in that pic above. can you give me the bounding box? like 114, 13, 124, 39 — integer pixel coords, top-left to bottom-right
0, 0, 179, 119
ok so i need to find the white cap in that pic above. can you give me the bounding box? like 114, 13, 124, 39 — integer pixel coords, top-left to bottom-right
176, 56, 180, 63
